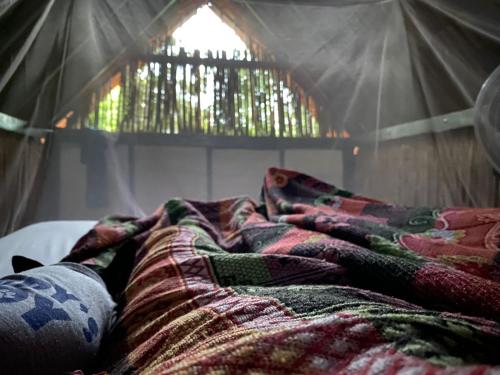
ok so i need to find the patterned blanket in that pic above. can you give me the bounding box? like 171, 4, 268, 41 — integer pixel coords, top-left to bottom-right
66, 168, 500, 374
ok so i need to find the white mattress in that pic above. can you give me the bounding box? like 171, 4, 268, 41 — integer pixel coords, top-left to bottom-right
0, 220, 97, 277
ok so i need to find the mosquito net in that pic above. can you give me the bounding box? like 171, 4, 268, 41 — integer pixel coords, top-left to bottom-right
1, 0, 499, 236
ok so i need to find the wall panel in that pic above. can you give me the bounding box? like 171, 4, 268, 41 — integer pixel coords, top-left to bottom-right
352, 128, 499, 207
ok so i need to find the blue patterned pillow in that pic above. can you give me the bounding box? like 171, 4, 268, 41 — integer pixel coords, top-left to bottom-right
0, 262, 115, 374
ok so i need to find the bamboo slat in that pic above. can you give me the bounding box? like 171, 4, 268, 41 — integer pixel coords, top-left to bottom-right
79, 47, 320, 138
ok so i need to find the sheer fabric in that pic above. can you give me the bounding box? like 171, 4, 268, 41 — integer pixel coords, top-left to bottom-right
1, 0, 499, 235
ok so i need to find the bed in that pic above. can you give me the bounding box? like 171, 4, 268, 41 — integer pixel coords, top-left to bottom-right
2, 168, 500, 374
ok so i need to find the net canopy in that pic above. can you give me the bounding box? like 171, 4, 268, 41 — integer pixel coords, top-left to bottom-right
1, 0, 499, 235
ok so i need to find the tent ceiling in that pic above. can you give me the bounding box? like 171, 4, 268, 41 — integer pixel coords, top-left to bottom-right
0, 0, 499, 135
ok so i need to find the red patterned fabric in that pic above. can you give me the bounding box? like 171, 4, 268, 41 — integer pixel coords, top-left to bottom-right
65, 168, 500, 374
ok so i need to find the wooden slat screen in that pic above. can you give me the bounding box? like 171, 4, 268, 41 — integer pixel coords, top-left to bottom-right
75, 49, 320, 138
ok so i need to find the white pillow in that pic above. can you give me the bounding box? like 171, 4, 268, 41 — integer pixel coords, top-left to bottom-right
0, 221, 97, 277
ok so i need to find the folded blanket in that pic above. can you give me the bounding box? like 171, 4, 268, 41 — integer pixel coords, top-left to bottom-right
65, 168, 500, 374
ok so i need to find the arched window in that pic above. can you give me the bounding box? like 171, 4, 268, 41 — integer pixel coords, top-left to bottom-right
77, 5, 320, 138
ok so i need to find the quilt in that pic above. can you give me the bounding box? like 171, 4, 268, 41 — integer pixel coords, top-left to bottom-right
65, 168, 500, 374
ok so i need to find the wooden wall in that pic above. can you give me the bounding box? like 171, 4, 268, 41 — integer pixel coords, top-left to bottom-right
34, 130, 344, 221
3, 125, 498, 237
351, 127, 500, 207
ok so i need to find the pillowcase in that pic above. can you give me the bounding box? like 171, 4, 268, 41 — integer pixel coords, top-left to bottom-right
0, 262, 115, 374
0, 221, 97, 277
